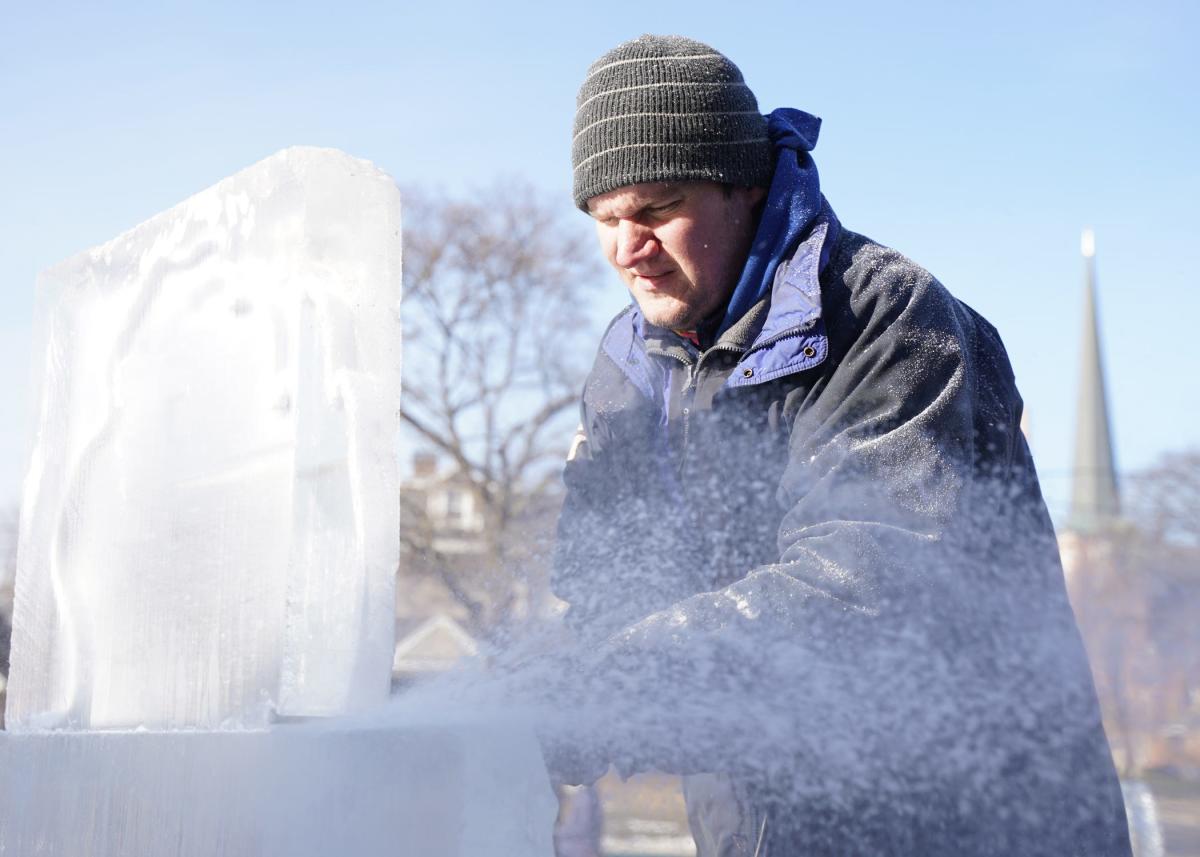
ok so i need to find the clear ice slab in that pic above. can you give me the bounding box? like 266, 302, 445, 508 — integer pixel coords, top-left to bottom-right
0, 721, 557, 856
6, 147, 402, 730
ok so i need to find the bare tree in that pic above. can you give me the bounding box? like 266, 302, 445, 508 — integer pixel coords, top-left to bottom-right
1126, 450, 1200, 768
398, 181, 605, 636
0, 505, 15, 592
1, 504, 18, 700
1071, 449, 1200, 774
1127, 448, 1200, 550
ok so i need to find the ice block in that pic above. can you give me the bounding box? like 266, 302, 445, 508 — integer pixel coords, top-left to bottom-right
0, 720, 557, 856
6, 147, 402, 730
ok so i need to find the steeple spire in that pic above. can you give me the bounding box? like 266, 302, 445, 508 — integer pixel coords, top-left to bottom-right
1067, 228, 1120, 533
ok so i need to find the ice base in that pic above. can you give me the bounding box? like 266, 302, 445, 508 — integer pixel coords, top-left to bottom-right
0, 721, 556, 856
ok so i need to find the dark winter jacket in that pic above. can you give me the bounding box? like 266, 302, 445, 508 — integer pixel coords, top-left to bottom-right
552, 199, 1132, 853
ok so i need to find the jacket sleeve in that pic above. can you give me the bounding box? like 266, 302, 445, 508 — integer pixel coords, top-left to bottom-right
552, 352, 696, 637
558, 249, 1086, 793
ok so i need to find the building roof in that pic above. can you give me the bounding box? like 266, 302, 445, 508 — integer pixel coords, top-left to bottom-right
392, 613, 478, 674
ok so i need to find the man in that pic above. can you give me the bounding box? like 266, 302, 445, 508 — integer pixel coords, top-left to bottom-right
549, 34, 1132, 856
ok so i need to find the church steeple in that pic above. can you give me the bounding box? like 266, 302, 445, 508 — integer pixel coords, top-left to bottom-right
1067, 228, 1120, 533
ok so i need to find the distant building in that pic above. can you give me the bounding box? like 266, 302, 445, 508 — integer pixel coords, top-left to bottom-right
402, 452, 488, 558
1056, 230, 1142, 773
1059, 227, 1126, 597
1056, 230, 1199, 776
392, 613, 478, 690
396, 451, 564, 637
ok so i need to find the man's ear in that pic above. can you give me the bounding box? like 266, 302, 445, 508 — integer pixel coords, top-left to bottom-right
729, 185, 767, 211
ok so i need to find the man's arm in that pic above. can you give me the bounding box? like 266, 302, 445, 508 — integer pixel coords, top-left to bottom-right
551, 245, 1085, 793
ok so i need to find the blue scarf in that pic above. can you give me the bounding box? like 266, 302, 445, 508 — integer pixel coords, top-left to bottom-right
714, 108, 824, 340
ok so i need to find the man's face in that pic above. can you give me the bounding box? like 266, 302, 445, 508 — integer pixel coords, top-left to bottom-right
587, 181, 766, 331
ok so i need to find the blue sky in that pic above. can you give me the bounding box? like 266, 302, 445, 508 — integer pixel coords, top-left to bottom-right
1, 0, 1197, 520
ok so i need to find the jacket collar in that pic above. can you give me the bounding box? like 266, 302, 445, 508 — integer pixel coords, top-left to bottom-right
603, 201, 840, 398
725, 201, 839, 388
715, 108, 826, 340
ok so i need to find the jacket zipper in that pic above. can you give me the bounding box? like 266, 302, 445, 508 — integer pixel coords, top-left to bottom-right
661, 352, 700, 475
666, 342, 758, 472
681, 360, 697, 470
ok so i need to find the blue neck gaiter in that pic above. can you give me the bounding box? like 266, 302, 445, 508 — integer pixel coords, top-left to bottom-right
713, 108, 824, 340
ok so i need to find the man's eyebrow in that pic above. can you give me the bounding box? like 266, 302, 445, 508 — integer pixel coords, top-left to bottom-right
589, 191, 683, 219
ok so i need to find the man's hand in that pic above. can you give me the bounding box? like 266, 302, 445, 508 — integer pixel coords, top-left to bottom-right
540, 734, 611, 787
484, 645, 614, 786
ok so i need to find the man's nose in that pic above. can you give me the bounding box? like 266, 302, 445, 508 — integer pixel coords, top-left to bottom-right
613, 220, 658, 268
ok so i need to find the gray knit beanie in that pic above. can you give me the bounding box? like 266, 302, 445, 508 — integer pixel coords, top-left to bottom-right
572, 34, 773, 209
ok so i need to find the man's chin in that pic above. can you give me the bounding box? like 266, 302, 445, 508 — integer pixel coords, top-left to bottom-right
633, 297, 697, 331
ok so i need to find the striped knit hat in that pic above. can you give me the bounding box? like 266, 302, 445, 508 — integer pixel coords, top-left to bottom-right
572, 35, 773, 209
